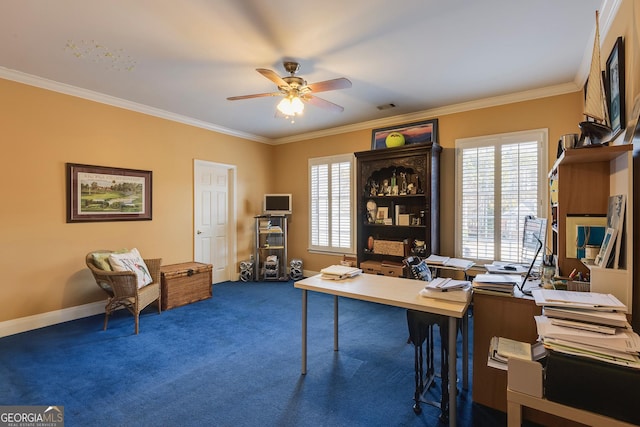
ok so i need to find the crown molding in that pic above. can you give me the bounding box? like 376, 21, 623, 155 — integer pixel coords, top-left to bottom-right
0, 67, 271, 144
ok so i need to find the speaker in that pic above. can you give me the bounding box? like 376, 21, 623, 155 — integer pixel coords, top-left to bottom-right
290, 258, 303, 280
240, 260, 254, 282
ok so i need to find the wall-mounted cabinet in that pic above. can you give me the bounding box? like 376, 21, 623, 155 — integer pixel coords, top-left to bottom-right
355, 144, 441, 272
548, 144, 633, 310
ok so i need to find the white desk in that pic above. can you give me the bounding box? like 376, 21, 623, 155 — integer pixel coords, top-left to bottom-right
295, 273, 470, 427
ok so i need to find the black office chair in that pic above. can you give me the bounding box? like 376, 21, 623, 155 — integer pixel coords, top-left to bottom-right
404, 256, 456, 421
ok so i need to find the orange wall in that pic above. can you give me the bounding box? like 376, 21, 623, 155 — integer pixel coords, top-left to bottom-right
0, 78, 271, 322
274, 92, 585, 273
2, 0, 637, 323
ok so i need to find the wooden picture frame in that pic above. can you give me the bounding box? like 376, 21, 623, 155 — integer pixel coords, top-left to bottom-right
371, 118, 438, 150
594, 227, 617, 268
606, 37, 625, 137
66, 163, 152, 223
376, 206, 389, 222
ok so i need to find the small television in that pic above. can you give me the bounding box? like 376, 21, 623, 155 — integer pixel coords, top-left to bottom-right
263, 194, 292, 215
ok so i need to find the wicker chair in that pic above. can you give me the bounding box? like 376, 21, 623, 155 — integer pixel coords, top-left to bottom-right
85, 251, 162, 334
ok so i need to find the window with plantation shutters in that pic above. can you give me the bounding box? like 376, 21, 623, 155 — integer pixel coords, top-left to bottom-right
455, 129, 548, 263
309, 154, 355, 254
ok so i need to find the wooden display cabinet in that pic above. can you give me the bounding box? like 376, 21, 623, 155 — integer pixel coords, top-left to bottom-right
355, 144, 441, 271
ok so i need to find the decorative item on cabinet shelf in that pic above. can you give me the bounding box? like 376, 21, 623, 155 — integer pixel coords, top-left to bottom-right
365, 166, 422, 196
375, 207, 391, 224
411, 239, 427, 257
366, 199, 377, 223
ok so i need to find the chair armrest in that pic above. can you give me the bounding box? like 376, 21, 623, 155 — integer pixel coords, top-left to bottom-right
144, 258, 162, 284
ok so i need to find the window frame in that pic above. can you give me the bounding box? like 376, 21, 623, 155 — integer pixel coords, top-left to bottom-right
308, 153, 356, 255
454, 129, 549, 262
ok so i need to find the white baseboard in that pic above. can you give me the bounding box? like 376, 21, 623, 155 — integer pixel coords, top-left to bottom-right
0, 300, 106, 338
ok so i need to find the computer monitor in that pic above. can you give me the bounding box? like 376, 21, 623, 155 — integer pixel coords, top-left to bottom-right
518, 235, 543, 296
521, 215, 546, 267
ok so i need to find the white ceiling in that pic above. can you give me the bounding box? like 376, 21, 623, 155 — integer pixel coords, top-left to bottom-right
0, 0, 611, 143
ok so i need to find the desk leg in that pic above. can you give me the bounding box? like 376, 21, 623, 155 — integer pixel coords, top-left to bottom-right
462, 309, 468, 390
448, 316, 457, 427
507, 400, 522, 427
334, 295, 339, 351
301, 289, 307, 375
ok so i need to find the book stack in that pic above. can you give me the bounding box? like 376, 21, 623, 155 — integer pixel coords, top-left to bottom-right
418, 277, 472, 303
320, 265, 362, 280
532, 289, 640, 369
472, 273, 521, 296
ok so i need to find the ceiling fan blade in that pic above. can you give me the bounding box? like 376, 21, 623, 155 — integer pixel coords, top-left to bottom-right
306, 77, 352, 93
303, 95, 344, 113
227, 92, 281, 101
256, 68, 289, 89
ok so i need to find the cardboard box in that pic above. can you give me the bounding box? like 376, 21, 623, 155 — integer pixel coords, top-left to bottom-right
507, 358, 544, 398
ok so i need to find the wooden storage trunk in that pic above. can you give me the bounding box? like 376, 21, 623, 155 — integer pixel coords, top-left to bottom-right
160, 262, 213, 310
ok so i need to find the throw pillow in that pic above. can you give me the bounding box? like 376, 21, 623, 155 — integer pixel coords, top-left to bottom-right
92, 252, 113, 271
108, 248, 153, 288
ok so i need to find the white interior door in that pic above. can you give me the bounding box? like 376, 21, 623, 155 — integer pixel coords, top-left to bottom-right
194, 160, 237, 283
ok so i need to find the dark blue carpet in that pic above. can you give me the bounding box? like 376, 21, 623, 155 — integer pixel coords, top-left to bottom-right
0, 281, 508, 426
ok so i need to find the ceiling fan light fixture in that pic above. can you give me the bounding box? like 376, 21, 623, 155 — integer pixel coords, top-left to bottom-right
277, 95, 304, 116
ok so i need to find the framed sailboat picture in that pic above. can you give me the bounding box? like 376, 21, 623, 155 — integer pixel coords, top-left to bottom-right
606, 37, 625, 137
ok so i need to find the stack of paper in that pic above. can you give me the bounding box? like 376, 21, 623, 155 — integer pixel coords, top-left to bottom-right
419, 281, 472, 303
487, 336, 546, 371
424, 277, 469, 291
532, 289, 640, 369
425, 254, 474, 270
472, 273, 521, 295
320, 265, 362, 280
484, 261, 529, 274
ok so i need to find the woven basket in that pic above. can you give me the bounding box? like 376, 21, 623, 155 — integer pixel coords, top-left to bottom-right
373, 240, 404, 256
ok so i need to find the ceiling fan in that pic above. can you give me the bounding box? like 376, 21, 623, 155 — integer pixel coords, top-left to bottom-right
227, 61, 351, 117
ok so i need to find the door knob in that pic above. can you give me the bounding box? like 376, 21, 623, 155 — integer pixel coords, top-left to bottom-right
197, 230, 202, 235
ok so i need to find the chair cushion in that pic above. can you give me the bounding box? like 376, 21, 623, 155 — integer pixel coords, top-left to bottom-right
108, 248, 153, 288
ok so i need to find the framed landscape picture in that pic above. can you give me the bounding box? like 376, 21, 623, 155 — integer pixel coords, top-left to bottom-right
371, 118, 438, 150
66, 163, 152, 223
